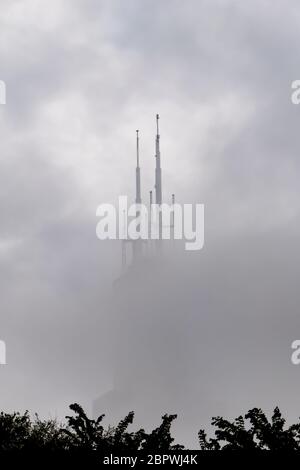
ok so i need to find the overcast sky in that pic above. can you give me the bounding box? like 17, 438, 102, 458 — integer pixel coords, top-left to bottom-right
1, 0, 300, 446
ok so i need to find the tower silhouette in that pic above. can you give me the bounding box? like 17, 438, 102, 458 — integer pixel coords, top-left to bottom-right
93, 115, 183, 426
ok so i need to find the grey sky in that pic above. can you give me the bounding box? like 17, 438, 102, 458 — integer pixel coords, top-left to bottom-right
1, 0, 300, 446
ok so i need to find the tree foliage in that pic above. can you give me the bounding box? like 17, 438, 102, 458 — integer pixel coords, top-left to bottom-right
199, 407, 300, 450
0, 403, 182, 451
64, 403, 183, 451
0, 404, 299, 450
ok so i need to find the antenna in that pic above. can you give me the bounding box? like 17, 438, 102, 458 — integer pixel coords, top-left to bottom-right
155, 114, 162, 204
135, 129, 141, 205
136, 129, 139, 167
154, 115, 162, 253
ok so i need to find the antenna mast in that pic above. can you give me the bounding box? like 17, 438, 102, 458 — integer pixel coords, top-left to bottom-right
155, 114, 162, 251
136, 130, 141, 204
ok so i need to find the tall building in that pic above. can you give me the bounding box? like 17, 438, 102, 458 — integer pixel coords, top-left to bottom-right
93, 116, 183, 422
93, 116, 223, 446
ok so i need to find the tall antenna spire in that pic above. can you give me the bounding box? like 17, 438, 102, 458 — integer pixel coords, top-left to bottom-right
136, 129, 141, 204
136, 129, 140, 167
155, 114, 162, 205
154, 114, 162, 251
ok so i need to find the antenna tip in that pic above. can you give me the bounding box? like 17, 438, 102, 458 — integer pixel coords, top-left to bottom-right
156, 114, 159, 119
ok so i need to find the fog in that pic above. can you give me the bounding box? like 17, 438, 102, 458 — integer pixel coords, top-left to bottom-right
1, 0, 300, 447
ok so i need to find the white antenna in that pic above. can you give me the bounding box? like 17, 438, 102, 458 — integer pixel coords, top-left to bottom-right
155, 114, 162, 254
135, 129, 141, 204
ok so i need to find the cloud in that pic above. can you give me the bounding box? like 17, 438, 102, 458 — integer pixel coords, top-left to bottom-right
1, 0, 300, 445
